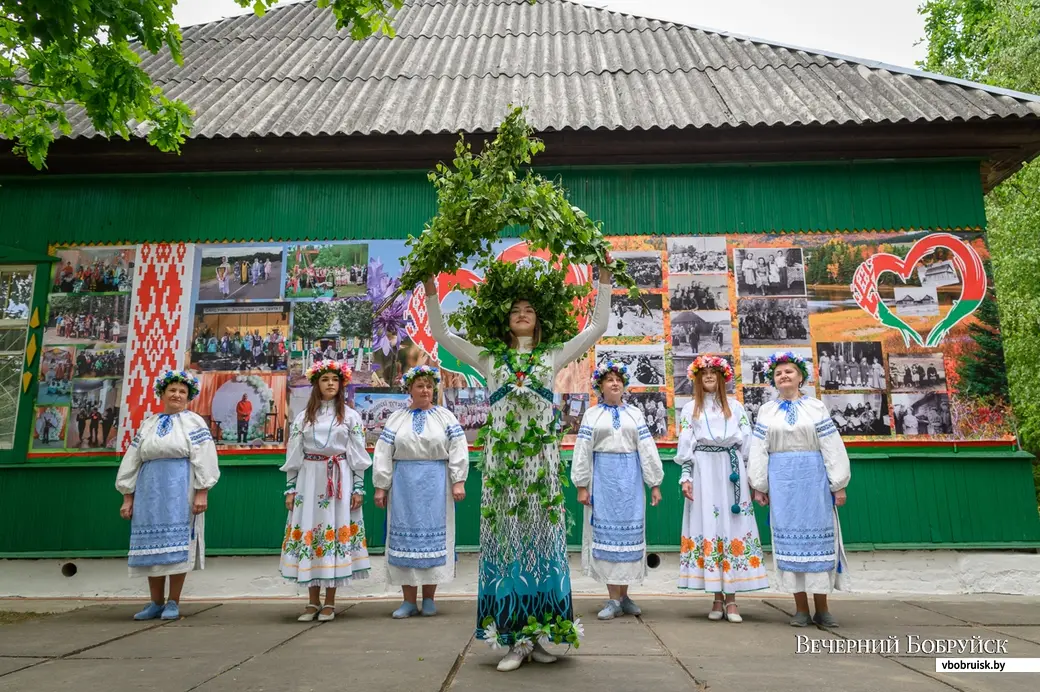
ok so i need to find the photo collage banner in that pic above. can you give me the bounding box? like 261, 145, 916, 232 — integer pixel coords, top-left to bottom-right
30, 231, 1014, 455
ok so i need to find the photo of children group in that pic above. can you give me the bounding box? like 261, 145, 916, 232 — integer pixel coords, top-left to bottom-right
35, 247, 136, 453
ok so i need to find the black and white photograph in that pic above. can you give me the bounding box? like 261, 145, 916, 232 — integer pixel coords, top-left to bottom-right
740, 347, 814, 386
667, 237, 728, 274
734, 247, 806, 298
889, 354, 948, 392
671, 310, 732, 356
673, 396, 692, 430
917, 260, 960, 288
623, 391, 669, 439
736, 298, 810, 345
892, 286, 940, 317
674, 355, 735, 395
669, 275, 729, 311
612, 251, 663, 289
595, 344, 666, 387
605, 293, 664, 338
444, 387, 490, 443
892, 392, 954, 436
44, 294, 131, 346
557, 392, 590, 436
741, 385, 817, 426
816, 342, 885, 391
197, 245, 285, 302
822, 393, 891, 436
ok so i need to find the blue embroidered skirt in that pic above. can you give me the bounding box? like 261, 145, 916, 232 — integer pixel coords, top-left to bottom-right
592, 451, 645, 563
387, 460, 448, 569
128, 457, 193, 569
767, 451, 837, 573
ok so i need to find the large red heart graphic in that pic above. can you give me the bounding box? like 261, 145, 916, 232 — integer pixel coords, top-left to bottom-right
850, 233, 987, 347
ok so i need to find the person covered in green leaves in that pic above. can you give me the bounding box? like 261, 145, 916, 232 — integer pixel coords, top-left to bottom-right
423, 259, 612, 672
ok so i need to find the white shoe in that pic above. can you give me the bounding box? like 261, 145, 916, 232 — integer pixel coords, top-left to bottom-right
707, 602, 725, 621
317, 606, 336, 622
725, 603, 742, 623
297, 604, 320, 622
497, 647, 525, 672
531, 640, 557, 664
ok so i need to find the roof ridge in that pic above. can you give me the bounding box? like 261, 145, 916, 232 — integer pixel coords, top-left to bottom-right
567, 0, 1040, 103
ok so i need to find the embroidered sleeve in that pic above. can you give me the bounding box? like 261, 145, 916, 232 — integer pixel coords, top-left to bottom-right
747, 406, 771, 493
344, 412, 373, 473
372, 426, 394, 491
570, 409, 596, 489
186, 415, 220, 491
279, 413, 306, 493
674, 403, 694, 482
445, 411, 470, 485
114, 426, 144, 495
815, 409, 851, 492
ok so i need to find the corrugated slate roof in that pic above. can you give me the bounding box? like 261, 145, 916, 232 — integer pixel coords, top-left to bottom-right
66, 0, 1040, 140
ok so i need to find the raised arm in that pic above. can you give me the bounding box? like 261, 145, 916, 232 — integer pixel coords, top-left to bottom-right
553, 268, 612, 372
423, 279, 487, 375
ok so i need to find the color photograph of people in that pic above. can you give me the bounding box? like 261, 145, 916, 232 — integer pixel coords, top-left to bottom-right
190, 303, 290, 372
197, 246, 284, 302
51, 248, 135, 294
741, 347, 815, 386
68, 379, 121, 450
31, 406, 68, 450
892, 392, 954, 435
816, 342, 885, 391
736, 298, 810, 345
734, 247, 807, 297
37, 347, 73, 405
75, 347, 125, 378
443, 387, 491, 443
285, 243, 369, 299
668, 275, 729, 311
822, 393, 892, 436
674, 355, 735, 394
605, 293, 664, 337
666, 237, 728, 274
888, 354, 948, 392
44, 294, 130, 345
623, 391, 669, 439
610, 251, 663, 289
352, 389, 410, 446
556, 392, 589, 437
671, 310, 733, 356
188, 373, 287, 447
595, 345, 666, 387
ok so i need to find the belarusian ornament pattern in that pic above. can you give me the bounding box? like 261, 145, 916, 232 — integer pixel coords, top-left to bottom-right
117, 243, 195, 452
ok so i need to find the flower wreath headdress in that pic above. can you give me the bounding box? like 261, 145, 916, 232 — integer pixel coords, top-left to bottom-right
305, 360, 353, 384
402, 365, 440, 388
687, 355, 734, 383
766, 351, 809, 387
591, 360, 630, 394
153, 370, 201, 401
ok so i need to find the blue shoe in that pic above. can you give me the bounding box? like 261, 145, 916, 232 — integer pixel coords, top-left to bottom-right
392, 601, 419, 619
421, 598, 437, 617
133, 601, 164, 621
160, 600, 180, 620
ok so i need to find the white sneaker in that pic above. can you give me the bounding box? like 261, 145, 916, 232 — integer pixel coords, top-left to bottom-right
598, 599, 623, 620
531, 640, 557, 664
497, 646, 526, 672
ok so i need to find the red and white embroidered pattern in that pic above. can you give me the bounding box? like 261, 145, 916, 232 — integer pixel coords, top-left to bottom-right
117, 243, 194, 452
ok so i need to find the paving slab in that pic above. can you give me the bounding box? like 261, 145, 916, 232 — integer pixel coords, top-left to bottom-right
70, 623, 310, 660
681, 655, 953, 692
190, 601, 474, 692
165, 601, 334, 626
850, 626, 1040, 658
908, 600, 1040, 626
450, 651, 699, 691
894, 656, 1040, 692
987, 626, 1040, 646
0, 657, 46, 676
0, 658, 234, 692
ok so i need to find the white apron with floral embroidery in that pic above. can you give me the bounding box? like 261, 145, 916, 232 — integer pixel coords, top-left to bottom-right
675, 398, 769, 593
280, 403, 372, 587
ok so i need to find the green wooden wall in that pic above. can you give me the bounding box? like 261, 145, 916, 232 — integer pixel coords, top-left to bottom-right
1, 158, 1036, 556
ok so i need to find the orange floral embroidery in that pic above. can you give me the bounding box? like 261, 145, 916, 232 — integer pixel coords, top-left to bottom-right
702, 539, 713, 556
722, 559, 731, 572
696, 557, 705, 568
362, 538, 367, 548
303, 531, 313, 546
680, 536, 695, 553
315, 546, 325, 558
324, 528, 335, 542
349, 523, 360, 537
337, 525, 351, 543
730, 539, 745, 556
749, 555, 761, 568
291, 528, 303, 541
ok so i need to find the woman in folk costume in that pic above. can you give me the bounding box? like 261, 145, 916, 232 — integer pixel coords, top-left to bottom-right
373, 365, 469, 619
116, 370, 219, 621
572, 361, 663, 621
280, 360, 371, 622
423, 260, 611, 673
675, 356, 768, 623
748, 351, 851, 627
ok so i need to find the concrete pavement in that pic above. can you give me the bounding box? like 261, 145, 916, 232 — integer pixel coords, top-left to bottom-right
2, 596, 1040, 691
